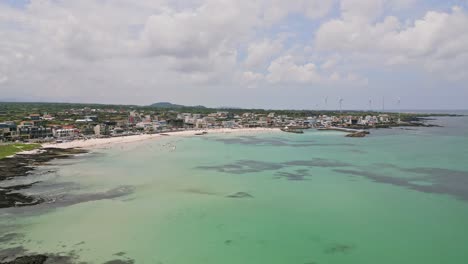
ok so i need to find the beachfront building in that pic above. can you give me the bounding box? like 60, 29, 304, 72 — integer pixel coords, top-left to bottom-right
195, 119, 207, 129
222, 120, 237, 128
111, 127, 125, 136
17, 126, 53, 139
136, 122, 153, 131
379, 114, 390, 123
167, 119, 184, 129
54, 128, 77, 139
0, 122, 17, 141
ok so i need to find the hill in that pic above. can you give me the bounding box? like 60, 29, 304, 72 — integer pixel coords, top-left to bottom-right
149, 102, 206, 109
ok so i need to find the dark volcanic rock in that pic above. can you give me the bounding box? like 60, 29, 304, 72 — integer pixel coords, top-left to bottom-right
0, 255, 48, 264
0, 247, 78, 264
102, 260, 135, 264
0, 148, 88, 209
0, 148, 87, 181
0, 190, 45, 209
346, 131, 367, 137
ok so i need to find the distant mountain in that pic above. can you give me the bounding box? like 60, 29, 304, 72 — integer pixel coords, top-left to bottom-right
149, 102, 206, 109
217, 106, 243, 109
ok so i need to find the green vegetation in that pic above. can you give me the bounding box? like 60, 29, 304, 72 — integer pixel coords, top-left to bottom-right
0, 143, 41, 159
0, 102, 460, 126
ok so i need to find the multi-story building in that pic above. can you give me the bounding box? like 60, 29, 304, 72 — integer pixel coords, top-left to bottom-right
54, 128, 77, 138
18, 126, 53, 139
0, 122, 17, 141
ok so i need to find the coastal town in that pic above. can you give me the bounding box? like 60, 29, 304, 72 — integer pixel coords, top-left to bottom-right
0, 102, 429, 143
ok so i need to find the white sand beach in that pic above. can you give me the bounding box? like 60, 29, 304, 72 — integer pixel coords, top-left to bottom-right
41, 128, 281, 150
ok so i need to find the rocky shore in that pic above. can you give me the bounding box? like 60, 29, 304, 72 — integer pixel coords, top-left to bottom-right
0, 148, 88, 209
346, 131, 368, 137
0, 255, 48, 264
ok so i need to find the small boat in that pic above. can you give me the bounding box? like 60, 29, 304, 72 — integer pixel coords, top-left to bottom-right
280, 126, 304, 134
194, 131, 208, 135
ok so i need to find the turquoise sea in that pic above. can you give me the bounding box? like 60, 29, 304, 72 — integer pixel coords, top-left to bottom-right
1, 114, 468, 264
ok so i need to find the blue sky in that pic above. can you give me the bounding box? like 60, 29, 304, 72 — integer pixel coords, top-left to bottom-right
3, 0, 30, 9
0, 0, 467, 109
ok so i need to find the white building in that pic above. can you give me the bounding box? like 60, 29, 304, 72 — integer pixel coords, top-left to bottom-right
54, 129, 76, 138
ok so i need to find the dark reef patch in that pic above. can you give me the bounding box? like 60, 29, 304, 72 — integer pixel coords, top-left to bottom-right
0, 246, 78, 264
0, 148, 88, 209
181, 188, 219, 196
226, 192, 253, 198
0, 182, 45, 209
197, 158, 351, 175
1, 185, 134, 215
0, 255, 48, 264
335, 166, 468, 201
0, 190, 44, 209
274, 169, 310, 181
205, 136, 354, 148
0, 233, 23, 244
0, 148, 88, 181
284, 159, 351, 168
197, 160, 283, 174
324, 243, 355, 254
348, 149, 367, 154
43, 185, 135, 209
103, 260, 135, 264
206, 136, 315, 147
334, 169, 410, 186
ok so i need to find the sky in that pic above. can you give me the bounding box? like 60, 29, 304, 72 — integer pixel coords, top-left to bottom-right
0, 0, 467, 109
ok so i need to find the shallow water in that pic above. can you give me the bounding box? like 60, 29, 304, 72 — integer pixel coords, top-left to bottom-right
1, 116, 468, 264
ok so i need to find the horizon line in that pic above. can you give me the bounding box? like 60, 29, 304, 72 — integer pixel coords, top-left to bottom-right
1, 101, 467, 112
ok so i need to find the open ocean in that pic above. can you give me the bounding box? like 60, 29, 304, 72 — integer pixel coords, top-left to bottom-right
1, 114, 468, 264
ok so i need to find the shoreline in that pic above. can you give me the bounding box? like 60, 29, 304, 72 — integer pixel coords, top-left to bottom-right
40, 127, 281, 150
0, 127, 279, 210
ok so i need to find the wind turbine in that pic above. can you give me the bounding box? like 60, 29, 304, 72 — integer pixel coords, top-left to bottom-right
397, 97, 401, 123
339, 98, 344, 113
382, 96, 385, 112
368, 98, 372, 112
324, 96, 328, 110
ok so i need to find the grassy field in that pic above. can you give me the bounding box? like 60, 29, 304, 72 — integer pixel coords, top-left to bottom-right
0, 143, 41, 159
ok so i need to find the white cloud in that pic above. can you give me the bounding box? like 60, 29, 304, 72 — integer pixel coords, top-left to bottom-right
241, 71, 264, 88
0, 0, 466, 108
266, 56, 320, 84
139, 0, 260, 59
316, 5, 468, 80
346, 73, 369, 85
244, 38, 283, 69
0, 75, 8, 84
340, 0, 419, 22
321, 54, 341, 69
243, 71, 264, 82
262, 0, 335, 24
340, 0, 385, 22
330, 72, 341, 81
